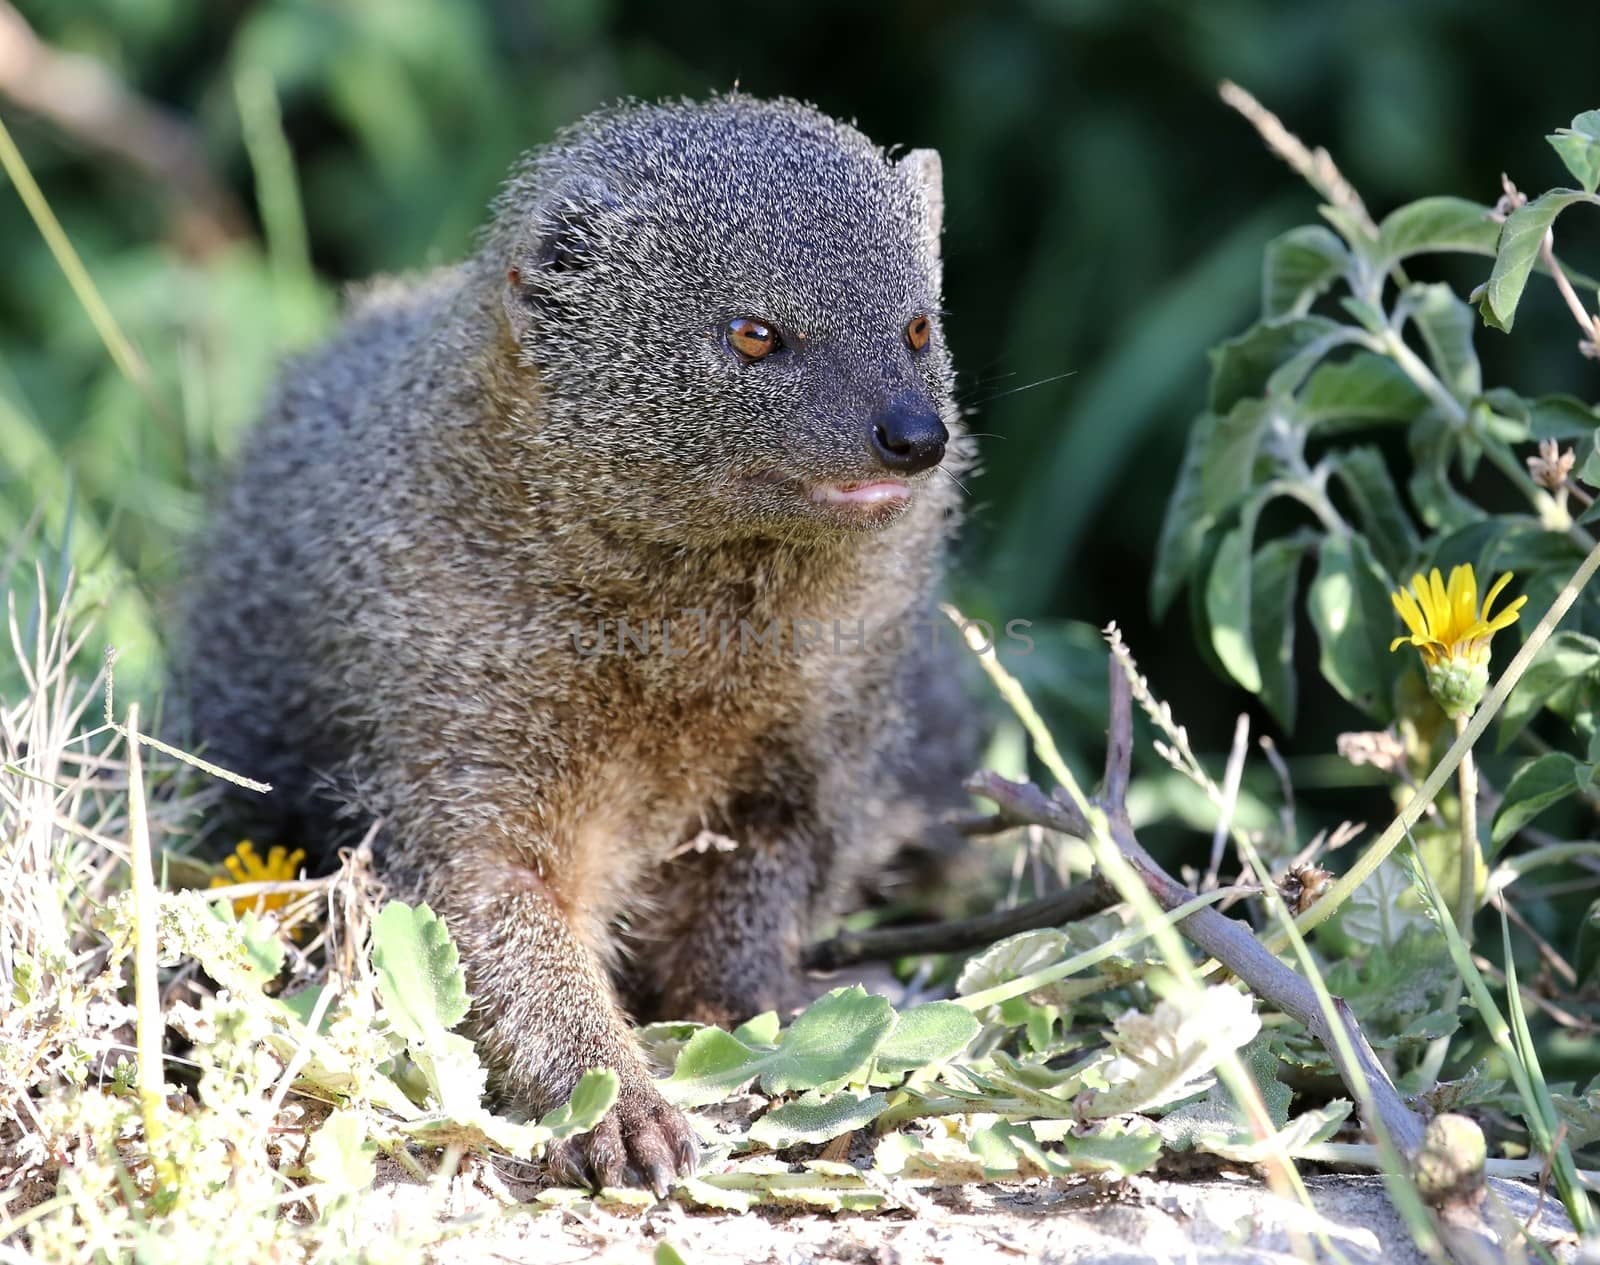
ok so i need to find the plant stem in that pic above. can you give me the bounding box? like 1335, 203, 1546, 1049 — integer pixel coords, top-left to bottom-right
125, 703, 178, 1198
1282, 530, 1600, 944
1454, 713, 1478, 943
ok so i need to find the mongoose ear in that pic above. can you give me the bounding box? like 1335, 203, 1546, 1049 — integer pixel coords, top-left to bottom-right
899, 148, 944, 257
504, 173, 623, 342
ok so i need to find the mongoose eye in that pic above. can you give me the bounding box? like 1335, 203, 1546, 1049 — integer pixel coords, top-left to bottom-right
905, 314, 932, 353
726, 317, 780, 362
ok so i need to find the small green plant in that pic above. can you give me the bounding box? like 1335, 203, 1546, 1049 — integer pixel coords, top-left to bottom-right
1152, 87, 1600, 1232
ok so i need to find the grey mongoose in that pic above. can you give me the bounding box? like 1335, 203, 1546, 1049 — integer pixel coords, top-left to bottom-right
179, 94, 968, 1193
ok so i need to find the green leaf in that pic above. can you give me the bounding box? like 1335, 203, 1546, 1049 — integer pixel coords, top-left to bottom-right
371, 900, 471, 1046
1208, 316, 1344, 413
1481, 189, 1600, 332
537, 1068, 619, 1140
1497, 632, 1600, 751
1374, 197, 1498, 269
1201, 501, 1311, 723
307, 1109, 378, 1193
1297, 353, 1428, 433
1151, 411, 1217, 618
1262, 225, 1349, 318
1056, 1118, 1163, 1176
664, 986, 896, 1107
766, 987, 896, 1093
731, 1011, 780, 1046
1408, 411, 1484, 533
195, 905, 286, 994
1200, 399, 1271, 512
1250, 532, 1315, 731
1319, 203, 1375, 254
872, 1002, 980, 1077
663, 1028, 762, 1108
1205, 501, 1266, 694
1342, 859, 1432, 949
1331, 447, 1419, 577
656, 1244, 691, 1265
1548, 111, 1600, 195
955, 929, 1072, 1008
1580, 426, 1600, 487
1529, 397, 1600, 441
1492, 754, 1595, 846
403, 1029, 484, 1120
1307, 532, 1399, 722
748, 1090, 890, 1147
1401, 282, 1481, 400
1080, 986, 1260, 1118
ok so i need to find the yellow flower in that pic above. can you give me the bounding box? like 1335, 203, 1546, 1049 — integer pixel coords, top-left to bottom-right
210, 840, 306, 917
1390, 565, 1526, 718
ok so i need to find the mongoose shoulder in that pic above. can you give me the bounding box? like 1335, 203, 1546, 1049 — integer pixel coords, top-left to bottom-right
180, 94, 968, 1192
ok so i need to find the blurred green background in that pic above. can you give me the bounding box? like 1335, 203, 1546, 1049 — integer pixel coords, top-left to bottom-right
3, 0, 1597, 845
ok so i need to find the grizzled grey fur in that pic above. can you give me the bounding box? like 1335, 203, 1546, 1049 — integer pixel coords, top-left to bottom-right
179, 95, 968, 1193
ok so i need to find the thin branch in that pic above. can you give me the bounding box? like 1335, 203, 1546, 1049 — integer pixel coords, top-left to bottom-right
967, 659, 1430, 1159
801, 877, 1115, 971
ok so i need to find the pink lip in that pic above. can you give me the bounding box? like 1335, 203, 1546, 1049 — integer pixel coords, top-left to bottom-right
807, 480, 911, 507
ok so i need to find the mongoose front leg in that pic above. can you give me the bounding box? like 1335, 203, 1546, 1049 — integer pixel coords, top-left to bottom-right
432, 851, 697, 1193
635, 817, 825, 1028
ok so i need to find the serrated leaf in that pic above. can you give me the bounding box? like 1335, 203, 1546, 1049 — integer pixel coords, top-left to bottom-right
371, 901, 470, 1047
748, 1090, 889, 1147
1342, 858, 1431, 948
1497, 632, 1600, 751
538, 1068, 619, 1139
1307, 532, 1398, 722
1548, 111, 1600, 195
872, 1001, 979, 1077
731, 1011, 780, 1046
1262, 225, 1350, 318
764, 987, 896, 1094
194, 904, 286, 994
1058, 1118, 1164, 1176
1374, 197, 1498, 270
664, 986, 896, 1107
307, 1109, 377, 1193
663, 1028, 764, 1108
408, 1029, 486, 1118
1250, 533, 1313, 732
1080, 986, 1260, 1118
1493, 753, 1595, 846
1481, 189, 1600, 332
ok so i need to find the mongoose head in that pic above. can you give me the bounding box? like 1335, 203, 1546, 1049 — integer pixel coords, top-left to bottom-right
487, 95, 960, 542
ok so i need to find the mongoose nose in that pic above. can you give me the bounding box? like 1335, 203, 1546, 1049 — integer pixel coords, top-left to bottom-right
869, 405, 948, 475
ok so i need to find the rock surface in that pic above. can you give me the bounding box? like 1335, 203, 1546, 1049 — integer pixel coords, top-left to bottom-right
389, 1168, 1580, 1264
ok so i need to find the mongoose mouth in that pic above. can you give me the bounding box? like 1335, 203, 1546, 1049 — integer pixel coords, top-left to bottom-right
807, 479, 911, 509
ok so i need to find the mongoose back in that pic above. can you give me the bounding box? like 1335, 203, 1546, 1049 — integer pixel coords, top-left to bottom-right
180, 94, 966, 1192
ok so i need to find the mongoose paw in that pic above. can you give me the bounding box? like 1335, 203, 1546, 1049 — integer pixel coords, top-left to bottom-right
545, 1082, 697, 1197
